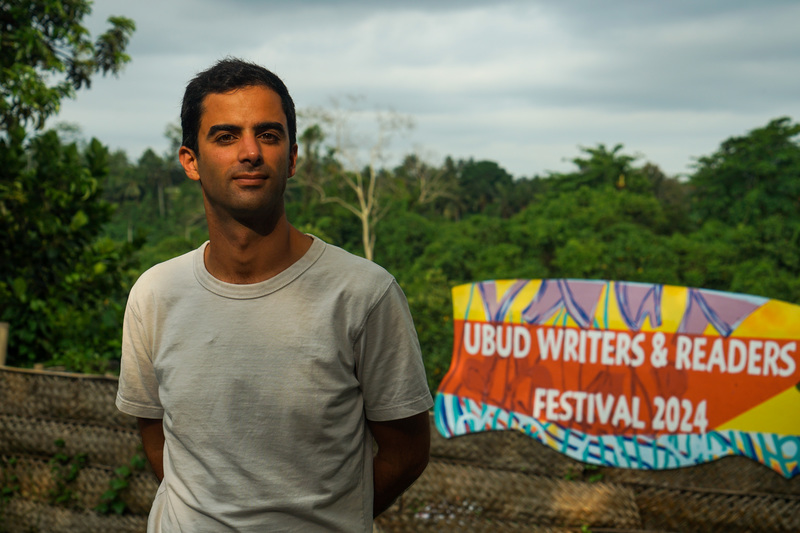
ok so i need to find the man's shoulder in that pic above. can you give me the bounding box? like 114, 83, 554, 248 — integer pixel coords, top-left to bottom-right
130, 245, 199, 296
306, 240, 404, 312
316, 240, 394, 285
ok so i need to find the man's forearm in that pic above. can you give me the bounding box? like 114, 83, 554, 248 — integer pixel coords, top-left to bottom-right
368, 412, 431, 517
137, 417, 165, 482
373, 449, 428, 516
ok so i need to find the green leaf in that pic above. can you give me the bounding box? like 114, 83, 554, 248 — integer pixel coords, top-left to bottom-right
53, 453, 68, 463
130, 455, 147, 470
11, 277, 27, 301
70, 209, 89, 230
109, 478, 128, 491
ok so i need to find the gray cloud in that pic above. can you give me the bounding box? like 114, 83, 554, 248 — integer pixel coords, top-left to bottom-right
55, 0, 800, 177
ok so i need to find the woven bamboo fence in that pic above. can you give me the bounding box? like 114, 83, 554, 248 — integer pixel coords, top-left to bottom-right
2, 367, 798, 532
0, 366, 156, 533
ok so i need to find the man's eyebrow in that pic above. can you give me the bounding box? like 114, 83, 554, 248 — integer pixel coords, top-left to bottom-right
206, 124, 241, 139
254, 122, 287, 135
205, 122, 286, 139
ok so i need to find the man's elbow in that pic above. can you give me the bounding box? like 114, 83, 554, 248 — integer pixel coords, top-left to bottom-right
409, 450, 429, 484
405, 432, 431, 484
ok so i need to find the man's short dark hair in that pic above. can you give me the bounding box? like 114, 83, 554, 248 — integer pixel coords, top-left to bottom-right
180, 58, 297, 154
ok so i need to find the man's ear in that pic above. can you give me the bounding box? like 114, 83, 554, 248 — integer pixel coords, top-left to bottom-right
179, 146, 201, 182
288, 143, 298, 178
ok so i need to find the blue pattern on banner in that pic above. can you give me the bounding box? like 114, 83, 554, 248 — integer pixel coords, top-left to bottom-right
434, 393, 800, 478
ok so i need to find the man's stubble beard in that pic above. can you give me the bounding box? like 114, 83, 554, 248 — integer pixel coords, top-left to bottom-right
201, 175, 288, 236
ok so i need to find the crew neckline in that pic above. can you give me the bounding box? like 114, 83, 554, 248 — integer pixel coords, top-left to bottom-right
193, 236, 325, 299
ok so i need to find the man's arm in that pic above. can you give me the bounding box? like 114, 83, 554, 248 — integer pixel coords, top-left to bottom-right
368, 411, 431, 517
137, 417, 165, 482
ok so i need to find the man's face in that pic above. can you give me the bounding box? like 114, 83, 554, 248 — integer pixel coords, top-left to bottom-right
179, 85, 298, 225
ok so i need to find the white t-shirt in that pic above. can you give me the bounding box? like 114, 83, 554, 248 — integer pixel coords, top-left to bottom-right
116, 237, 433, 532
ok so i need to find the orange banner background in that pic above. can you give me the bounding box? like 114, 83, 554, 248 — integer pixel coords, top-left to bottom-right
439, 320, 797, 436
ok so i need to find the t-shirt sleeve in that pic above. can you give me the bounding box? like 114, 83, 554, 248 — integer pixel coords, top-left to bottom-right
356, 279, 433, 421
116, 287, 164, 419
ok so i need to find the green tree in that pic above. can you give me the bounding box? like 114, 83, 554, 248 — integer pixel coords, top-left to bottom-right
456, 159, 515, 217
293, 123, 326, 212
0, 133, 138, 369
548, 144, 657, 195
0, 0, 136, 369
690, 117, 800, 226
373, 211, 436, 275
390, 154, 459, 217
511, 185, 678, 281
293, 107, 413, 260
401, 267, 453, 393
1, 0, 135, 131
100, 125, 208, 261
642, 162, 691, 233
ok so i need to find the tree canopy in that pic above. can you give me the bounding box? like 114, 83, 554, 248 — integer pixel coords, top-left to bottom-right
0, 0, 136, 369
1, 0, 135, 131
85, 115, 800, 388
690, 117, 800, 226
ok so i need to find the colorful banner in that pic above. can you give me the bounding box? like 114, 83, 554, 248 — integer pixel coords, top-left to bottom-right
434, 279, 800, 477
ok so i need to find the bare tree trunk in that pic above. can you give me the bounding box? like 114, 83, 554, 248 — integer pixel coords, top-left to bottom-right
294, 103, 412, 261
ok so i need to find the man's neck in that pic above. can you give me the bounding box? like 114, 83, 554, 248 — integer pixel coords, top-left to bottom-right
203, 215, 313, 284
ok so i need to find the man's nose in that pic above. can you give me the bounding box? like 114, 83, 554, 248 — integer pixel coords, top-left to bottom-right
238, 135, 263, 165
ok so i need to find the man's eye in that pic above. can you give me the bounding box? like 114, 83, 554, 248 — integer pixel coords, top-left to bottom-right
259, 133, 278, 143
215, 134, 235, 143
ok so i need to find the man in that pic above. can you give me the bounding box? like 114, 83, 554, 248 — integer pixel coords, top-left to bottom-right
116, 58, 433, 532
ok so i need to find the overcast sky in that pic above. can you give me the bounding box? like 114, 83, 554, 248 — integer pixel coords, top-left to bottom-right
54, 0, 800, 179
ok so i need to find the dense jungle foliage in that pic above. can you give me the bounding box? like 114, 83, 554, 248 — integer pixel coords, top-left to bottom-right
7, 110, 800, 392
0, 0, 136, 372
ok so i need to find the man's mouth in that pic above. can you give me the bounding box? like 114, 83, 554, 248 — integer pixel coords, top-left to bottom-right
233, 173, 268, 185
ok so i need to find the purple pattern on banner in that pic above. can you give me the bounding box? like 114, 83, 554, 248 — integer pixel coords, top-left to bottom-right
678, 289, 762, 336
479, 280, 529, 322
615, 282, 662, 331
521, 279, 605, 328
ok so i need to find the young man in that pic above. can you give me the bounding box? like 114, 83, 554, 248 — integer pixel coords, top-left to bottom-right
116, 58, 433, 532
